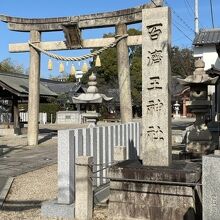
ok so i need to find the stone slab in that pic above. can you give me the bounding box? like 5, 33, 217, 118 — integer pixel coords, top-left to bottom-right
58, 129, 75, 204
41, 200, 74, 219
108, 160, 201, 183
203, 155, 220, 220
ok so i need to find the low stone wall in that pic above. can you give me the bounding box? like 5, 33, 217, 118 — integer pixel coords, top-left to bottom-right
56, 111, 82, 124
0, 128, 14, 136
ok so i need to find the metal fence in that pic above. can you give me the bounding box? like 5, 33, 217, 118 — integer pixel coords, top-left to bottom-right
57, 122, 141, 205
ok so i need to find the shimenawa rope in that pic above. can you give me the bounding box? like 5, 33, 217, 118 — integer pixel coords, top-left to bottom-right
28, 34, 128, 61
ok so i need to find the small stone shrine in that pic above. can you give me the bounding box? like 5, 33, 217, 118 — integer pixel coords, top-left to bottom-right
72, 72, 112, 125
178, 59, 218, 157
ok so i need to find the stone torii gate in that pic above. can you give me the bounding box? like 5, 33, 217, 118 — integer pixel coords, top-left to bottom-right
0, 1, 162, 146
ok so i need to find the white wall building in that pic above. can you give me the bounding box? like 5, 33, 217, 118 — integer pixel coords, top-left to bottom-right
193, 29, 220, 70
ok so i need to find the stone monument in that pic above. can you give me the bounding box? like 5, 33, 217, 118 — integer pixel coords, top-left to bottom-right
108, 6, 202, 220
142, 5, 171, 166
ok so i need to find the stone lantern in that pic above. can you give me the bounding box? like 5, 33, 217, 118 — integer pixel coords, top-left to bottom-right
173, 101, 180, 118
178, 59, 218, 157
72, 72, 113, 125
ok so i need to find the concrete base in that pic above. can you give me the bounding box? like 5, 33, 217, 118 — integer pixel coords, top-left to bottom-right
108, 160, 202, 220
41, 200, 74, 219
41, 186, 109, 219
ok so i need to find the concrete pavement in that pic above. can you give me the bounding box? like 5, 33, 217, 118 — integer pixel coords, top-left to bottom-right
0, 132, 58, 207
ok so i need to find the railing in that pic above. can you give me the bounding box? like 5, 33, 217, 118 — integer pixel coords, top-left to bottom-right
19, 112, 47, 124
0, 113, 11, 123
57, 122, 141, 205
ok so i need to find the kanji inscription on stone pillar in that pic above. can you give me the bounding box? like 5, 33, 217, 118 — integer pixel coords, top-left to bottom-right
142, 7, 172, 166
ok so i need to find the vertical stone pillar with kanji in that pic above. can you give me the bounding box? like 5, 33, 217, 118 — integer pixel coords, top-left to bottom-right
142, 7, 172, 166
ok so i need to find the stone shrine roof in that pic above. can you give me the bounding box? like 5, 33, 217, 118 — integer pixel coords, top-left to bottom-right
177, 59, 219, 85
72, 72, 113, 104
72, 93, 112, 104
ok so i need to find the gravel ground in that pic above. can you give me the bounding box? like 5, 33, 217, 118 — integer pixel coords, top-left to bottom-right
0, 165, 107, 220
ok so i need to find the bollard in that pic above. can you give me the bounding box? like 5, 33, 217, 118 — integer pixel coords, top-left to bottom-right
75, 156, 93, 220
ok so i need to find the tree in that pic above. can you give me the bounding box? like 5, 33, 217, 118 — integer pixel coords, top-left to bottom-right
0, 58, 24, 74
170, 46, 194, 77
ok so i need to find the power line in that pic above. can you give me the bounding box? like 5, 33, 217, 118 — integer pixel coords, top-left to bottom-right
150, 0, 157, 7
183, 0, 194, 17
165, 0, 195, 34
173, 22, 193, 42
174, 19, 193, 32
210, 0, 215, 28
150, 1, 193, 43
184, 0, 194, 14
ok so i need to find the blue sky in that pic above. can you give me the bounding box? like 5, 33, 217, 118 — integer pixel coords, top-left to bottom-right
0, 0, 219, 78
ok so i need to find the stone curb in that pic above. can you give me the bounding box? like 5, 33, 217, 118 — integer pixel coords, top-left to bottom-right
0, 177, 14, 208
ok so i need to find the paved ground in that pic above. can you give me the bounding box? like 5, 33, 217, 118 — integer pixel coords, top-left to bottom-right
0, 134, 57, 178
0, 123, 92, 178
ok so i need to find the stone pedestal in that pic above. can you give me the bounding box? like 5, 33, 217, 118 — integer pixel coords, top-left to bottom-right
108, 160, 202, 220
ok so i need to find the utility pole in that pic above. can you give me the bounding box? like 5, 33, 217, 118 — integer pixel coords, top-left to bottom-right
195, 0, 199, 34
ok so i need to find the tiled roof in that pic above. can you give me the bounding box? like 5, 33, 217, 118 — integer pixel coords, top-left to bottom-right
0, 72, 57, 97
193, 29, 220, 46
41, 80, 85, 95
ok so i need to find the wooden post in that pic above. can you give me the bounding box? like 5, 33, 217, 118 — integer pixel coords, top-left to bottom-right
116, 23, 132, 123
28, 30, 41, 146
13, 98, 20, 134
182, 96, 187, 117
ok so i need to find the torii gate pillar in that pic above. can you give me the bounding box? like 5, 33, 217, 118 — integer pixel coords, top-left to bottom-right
27, 30, 41, 146
116, 23, 132, 123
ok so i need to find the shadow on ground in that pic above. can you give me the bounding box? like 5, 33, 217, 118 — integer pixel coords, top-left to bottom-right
38, 133, 56, 145
0, 145, 22, 158
1, 200, 43, 211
